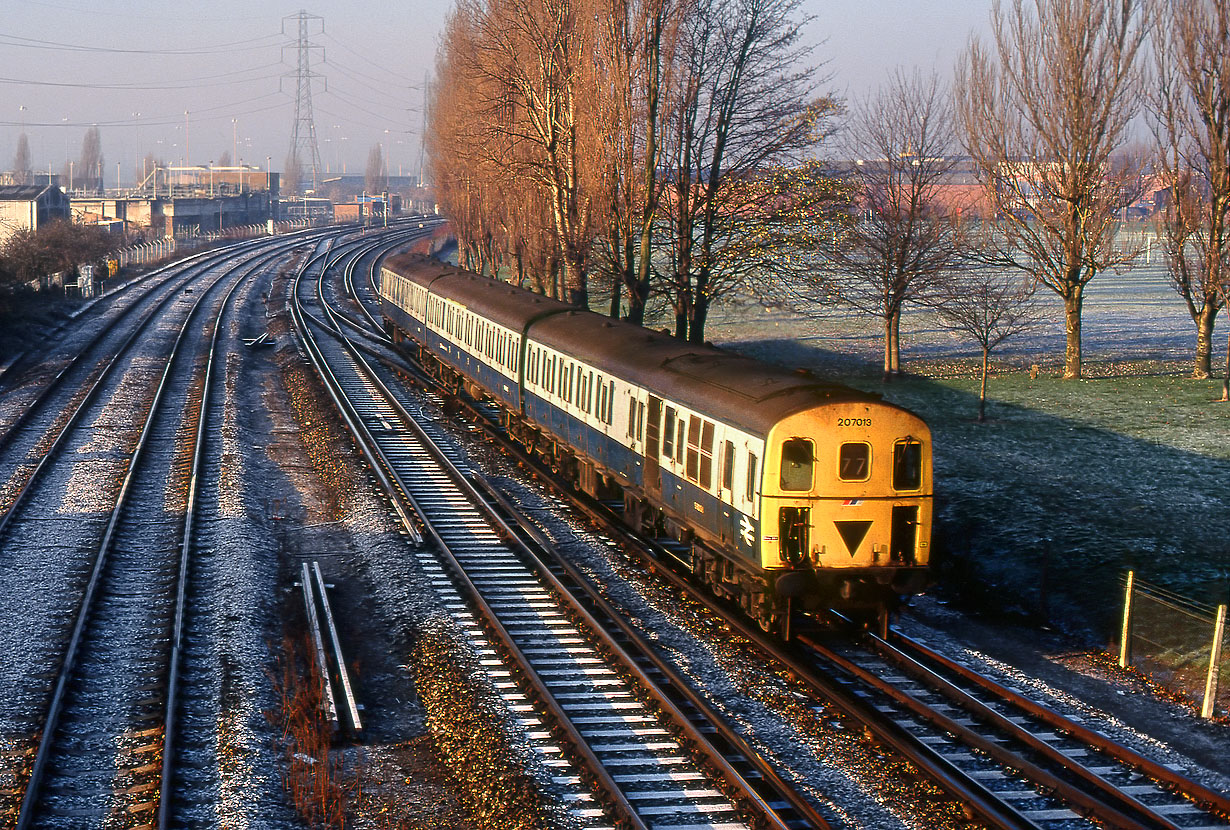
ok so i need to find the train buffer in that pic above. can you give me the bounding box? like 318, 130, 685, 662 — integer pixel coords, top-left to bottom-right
243, 331, 274, 348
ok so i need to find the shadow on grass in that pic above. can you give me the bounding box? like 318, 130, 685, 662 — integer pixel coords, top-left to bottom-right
0, 291, 82, 367
733, 337, 1230, 643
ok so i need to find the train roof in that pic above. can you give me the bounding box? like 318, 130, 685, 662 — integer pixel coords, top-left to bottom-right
531, 311, 875, 434
384, 252, 566, 332
383, 254, 884, 434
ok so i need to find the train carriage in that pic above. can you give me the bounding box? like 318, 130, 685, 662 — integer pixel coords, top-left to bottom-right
380, 254, 932, 631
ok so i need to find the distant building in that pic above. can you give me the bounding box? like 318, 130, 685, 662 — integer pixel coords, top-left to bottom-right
68, 169, 281, 239
0, 184, 70, 244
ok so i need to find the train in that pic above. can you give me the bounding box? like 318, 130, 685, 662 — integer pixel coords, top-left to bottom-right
379, 253, 932, 633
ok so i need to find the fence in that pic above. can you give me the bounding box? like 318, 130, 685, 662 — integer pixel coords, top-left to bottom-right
1118, 571, 1227, 719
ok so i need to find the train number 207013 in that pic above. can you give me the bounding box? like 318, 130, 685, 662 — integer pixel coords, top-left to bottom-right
837, 417, 870, 427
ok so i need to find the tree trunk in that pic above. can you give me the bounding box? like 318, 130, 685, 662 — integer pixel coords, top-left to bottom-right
882, 314, 894, 381
626, 270, 650, 325
1193, 304, 1217, 379
608, 269, 622, 319
891, 310, 902, 375
565, 257, 588, 308
1222, 330, 1230, 402
690, 288, 711, 345
630, 10, 662, 329
1063, 285, 1084, 380
979, 346, 989, 422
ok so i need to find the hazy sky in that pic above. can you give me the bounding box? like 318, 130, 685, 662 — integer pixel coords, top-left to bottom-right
0, 0, 993, 187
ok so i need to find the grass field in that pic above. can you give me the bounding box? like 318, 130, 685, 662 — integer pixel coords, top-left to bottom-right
705, 260, 1230, 640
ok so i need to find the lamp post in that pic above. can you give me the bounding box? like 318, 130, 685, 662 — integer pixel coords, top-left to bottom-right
62, 116, 69, 185
133, 111, 141, 189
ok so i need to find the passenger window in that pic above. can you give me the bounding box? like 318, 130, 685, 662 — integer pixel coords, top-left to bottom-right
721, 440, 734, 491
780, 438, 815, 491
699, 421, 714, 488
893, 440, 923, 490
662, 406, 676, 458
686, 416, 701, 481
746, 452, 758, 501
627, 397, 637, 438
838, 442, 870, 482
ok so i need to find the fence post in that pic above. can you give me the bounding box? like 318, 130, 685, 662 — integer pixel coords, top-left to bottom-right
1119, 570, 1135, 668
1201, 604, 1226, 720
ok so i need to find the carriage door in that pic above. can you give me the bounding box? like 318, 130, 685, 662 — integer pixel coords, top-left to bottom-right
644, 396, 663, 498
779, 507, 810, 566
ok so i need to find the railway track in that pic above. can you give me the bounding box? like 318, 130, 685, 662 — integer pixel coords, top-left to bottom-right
295, 240, 834, 828
329, 252, 1230, 830
505, 460, 1230, 830
2, 247, 289, 828
790, 622, 1230, 830
0, 232, 347, 827
0, 231, 332, 518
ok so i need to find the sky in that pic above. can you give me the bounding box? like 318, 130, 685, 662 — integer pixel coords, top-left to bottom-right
0, 0, 993, 188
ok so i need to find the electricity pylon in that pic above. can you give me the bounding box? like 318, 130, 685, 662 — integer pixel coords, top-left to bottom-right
282, 10, 325, 195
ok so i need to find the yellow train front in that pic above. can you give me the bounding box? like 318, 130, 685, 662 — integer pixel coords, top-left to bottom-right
759, 399, 932, 626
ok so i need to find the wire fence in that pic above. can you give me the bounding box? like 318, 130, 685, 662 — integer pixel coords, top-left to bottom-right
1118, 571, 1228, 719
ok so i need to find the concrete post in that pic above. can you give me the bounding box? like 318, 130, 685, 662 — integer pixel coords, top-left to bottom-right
1119, 570, 1135, 669
1202, 604, 1226, 720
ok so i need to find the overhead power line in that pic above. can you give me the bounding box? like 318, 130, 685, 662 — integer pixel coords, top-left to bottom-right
0, 62, 282, 91
0, 32, 282, 55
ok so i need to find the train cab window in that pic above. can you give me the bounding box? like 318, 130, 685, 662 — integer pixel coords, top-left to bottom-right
746, 452, 758, 502
893, 440, 923, 491
662, 406, 676, 458
721, 440, 735, 492
838, 442, 870, 482
780, 438, 815, 491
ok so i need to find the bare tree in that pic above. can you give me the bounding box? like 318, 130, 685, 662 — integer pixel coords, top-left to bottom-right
468, 0, 600, 305
957, 0, 1145, 379
217, 150, 232, 168
1149, 0, 1230, 381
933, 269, 1039, 421
821, 70, 967, 379
284, 152, 303, 198
365, 144, 386, 196
590, 0, 684, 322
661, 0, 825, 343
1, 221, 111, 284
13, 134, 32, 186
78, 126, 104, 192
